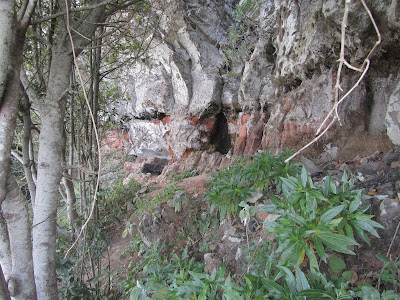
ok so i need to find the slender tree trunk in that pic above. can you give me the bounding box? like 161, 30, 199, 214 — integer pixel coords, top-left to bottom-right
0, 264, 10, 300
0, 1, 18, 278
32, 45, 72, 300
2, 173, 36, 299
62, 176, 79, 231
64, 92, 79, 231
21, 93, 36, 202
0, 0, 14, 107
0, 27, 26, 289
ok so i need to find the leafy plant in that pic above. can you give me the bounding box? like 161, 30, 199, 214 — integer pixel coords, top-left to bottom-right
243, 150, 301, 192
99, 178, 143, 224
205, 160, 254, 220
262, 167, 384, 271
169, 167, 199, 182
205, 151, 300, 220
376, 254, 400, 293
135, 184, 186, 214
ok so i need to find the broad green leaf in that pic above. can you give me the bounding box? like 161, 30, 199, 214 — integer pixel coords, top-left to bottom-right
299, 290, 333, 299
354, 219, 381, 238
222, 288, 242, 300
286, 212, 306, 226
296, 248, 306, 266
345, 223, 354, 239
349, 197, 361, 213
301, 167, 308, 187
316, 232, 358, 255
277, 266, 296, 292
355, 215, 385, 229
259, 204, 277, 212
376, 253, 390, 263
319, 205, 345, 224
341, 170, 348, 183
308, 189, 326, 201
313, 235, 326, 262
295, 265, 310, 291
130, 286, 147, 300
329, 256, 346, 273
262, 279, 285, 294
358, 284, 381, 299
305, 246, 319, 270
342, 271, 353, 281
281, 176, 298, 191
351, 221, 371, 245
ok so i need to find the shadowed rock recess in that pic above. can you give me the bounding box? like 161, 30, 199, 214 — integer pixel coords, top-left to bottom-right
121, 0, 399, 161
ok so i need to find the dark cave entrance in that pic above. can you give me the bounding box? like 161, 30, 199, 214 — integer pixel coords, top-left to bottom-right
209, 112, 231, 155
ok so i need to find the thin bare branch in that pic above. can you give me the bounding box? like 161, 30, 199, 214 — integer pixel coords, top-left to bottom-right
286, 0, 380, 162
64, 0, 102, 259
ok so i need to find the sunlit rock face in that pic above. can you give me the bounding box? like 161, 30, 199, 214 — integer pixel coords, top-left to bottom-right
123, 0, 400, 160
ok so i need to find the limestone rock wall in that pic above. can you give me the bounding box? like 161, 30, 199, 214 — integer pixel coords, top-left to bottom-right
123, 0, 400, 160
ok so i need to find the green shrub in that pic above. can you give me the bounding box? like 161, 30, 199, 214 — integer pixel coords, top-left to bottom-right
99, 178, 143, 223
262, 168, 384, 270
168, 167, 199, 182
205, 151, 301, 220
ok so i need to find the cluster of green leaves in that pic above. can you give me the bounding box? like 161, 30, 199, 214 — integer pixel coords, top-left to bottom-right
205, 150, 301, 220
223, 0, 261, 77
123, 239, 389, 300
99, 178, 144, 224
262, 168, 384, 271
135, 184, 187, 214
376, 254, 400, 293
122, 162, 398, 299
168, 167, 199, 182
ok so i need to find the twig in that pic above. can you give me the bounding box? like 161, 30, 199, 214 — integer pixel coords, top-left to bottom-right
285, 0, 380, 163
64, 0, 102, 258
387, 219, 400, 256
240, 237, 263, 277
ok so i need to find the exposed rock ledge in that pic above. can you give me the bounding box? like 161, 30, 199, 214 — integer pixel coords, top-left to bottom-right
120, 0, 399, 161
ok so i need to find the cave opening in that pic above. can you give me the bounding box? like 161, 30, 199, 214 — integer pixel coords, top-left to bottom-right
209, 112, 231, 155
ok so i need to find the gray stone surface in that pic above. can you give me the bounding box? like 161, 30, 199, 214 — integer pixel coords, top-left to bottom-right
119, 0, 400, 158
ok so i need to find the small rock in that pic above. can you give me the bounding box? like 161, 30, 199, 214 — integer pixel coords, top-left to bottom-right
375, 162, 388, 174
301, 156, 323, 176
357, 166, 377, 176
377, 182, 396, 198
235, 248, 243, 261
391, 161, 400, 169
161, 206, 176, 223
222, 225, 236, 241
395, 181, 400, 192
228, 236, 242, 243
383, 151, 400, 165
246, 190, 263, 204
379, 198, 399, 217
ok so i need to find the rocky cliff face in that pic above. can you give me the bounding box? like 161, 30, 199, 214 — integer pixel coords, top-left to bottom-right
123, 0, 400, 161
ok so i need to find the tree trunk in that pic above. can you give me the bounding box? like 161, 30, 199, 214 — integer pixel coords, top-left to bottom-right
32, 45, 72, 300
64, 92, 79, 232
21, 93, 37, 202
2, 174, 36, 299
0, 2, 18, 277
0, 264, 10, 300
62, 176, 79, 232
0, 0, 14, 107
0, 22, 26, 290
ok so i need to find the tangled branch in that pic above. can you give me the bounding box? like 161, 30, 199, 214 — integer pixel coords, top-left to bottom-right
285, 0, 381, 163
